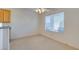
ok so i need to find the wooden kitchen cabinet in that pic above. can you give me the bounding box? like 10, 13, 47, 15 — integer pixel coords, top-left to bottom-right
3, 10, 11, 23
0, 9, 11, 23
0, 10, 4, 22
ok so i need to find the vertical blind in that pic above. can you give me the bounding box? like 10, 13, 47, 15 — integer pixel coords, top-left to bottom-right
45, 12, 64, 32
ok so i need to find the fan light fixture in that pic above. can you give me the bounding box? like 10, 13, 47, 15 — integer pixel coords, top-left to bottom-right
35, 8, 48, 14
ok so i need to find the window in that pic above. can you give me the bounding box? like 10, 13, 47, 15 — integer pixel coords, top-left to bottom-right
45, 12, 64, 32
0, 23, 2, 27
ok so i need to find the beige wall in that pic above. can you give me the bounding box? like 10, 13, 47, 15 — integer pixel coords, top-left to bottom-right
39, 8, 79, 49
10, 8, 39, 39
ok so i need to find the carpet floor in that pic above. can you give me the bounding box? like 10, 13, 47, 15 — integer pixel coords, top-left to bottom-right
10, 35, 75, 50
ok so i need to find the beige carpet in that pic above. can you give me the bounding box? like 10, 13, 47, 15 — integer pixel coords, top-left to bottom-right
10, 35, 75, 50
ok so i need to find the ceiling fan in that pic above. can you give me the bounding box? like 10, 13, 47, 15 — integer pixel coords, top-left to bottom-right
34, 8, 49, 14
34, 8, 58, 14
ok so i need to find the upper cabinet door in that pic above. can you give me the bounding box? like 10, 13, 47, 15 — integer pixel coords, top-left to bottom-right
3, 10, 11, 23
0, 10, 4, 23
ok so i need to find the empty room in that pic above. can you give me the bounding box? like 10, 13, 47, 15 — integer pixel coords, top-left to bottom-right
0, 8, 79, 50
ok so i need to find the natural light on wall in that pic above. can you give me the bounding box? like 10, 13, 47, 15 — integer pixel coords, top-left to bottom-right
45, 12, 64, 32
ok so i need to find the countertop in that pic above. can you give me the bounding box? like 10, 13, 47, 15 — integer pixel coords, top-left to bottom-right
0, 26, 11, 29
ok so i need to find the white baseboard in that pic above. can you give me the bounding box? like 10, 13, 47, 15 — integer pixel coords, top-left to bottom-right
11, 32, 39, 40
41, 33, 79, 50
